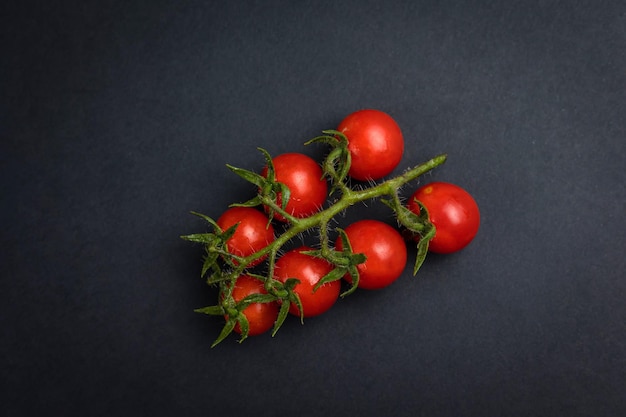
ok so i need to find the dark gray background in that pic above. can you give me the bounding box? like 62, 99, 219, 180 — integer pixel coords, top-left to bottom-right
2, 1, 625, 416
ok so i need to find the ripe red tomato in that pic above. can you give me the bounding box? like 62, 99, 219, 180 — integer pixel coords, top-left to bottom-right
262, 153, 327, 222
273, 246, 340, 317
228, 275, 279, 336
337, 109, 404, 181
336, 220, 407, 290
407, 182, 480, 254
216, 207, 274, 266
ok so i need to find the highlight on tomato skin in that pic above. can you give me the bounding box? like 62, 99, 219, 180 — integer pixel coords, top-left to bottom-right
337, 109, 404, 181
336, 219, 408, 290
216, 207, 275, 267
273, 247, 341, 317
227, 275, 279, 336
261, 153, 328, 222
407, 182, 480, 254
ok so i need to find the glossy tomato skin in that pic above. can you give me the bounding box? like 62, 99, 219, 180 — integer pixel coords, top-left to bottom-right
408, 182, 480, 254
228, 275, 279, 336
337, 109, 404, 181
216, 207, 274, 266
273, 246, 340, 317
336, 220, 407, 290
262, 153, 327, 222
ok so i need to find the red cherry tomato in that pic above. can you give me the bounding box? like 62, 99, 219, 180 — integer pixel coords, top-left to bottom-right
228, 275, 279, 336
262, 153, 328, 222
216, 207, 274, 266
337, 109, 404, 181
273, 247, 340, 317
336, 220, 407, 290
407, 182, 480, 254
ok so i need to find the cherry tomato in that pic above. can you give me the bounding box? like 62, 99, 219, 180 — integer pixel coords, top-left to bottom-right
337, 109, 404, 181
216, 207, 274, 266
407, 182, 480, 254
228, 275, 279, 336
336, 220, 407, 290
262, 153, 327, 222
273, 246, 340, 317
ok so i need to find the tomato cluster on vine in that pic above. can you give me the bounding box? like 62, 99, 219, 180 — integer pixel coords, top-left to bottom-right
182, 109, 480, 346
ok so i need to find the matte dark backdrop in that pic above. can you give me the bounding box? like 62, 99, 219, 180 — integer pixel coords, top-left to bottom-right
2, 1, 625, 416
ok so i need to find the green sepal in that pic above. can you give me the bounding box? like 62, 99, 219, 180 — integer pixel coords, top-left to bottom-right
380, 197, 426, 234
238, 292, 278, 308
226, 151, 288, 215
207, 269, 232, 285
412, 205, 435, 275
202, 223, 239, 277
333, 228, 365, 296
413, 234, 431, 275
180, 212, 221, 246
231, 147, 291, 219
181, 211, 244, 279
379, 196, 435, 275
219, 223, 238, 240
283, 277, 304, 324
235, 314, 250, 343
194, 305, 225, 316
264, 277, 289, 299
257, 148, 276, 182
201, 250, 220, 279
343, 265, 361, 297
189, 211, 220, 228
304, 130, 344, 147
272, 299, 291, 337
226, 164, 266, 188
263, 276, 303, 333
301, 229, 367, 296
406, 200, 436, 275
291, 293, 304, 324
299, 249, 322, 258
211, 317, 238, 348
326, 147, 352, 192
305, 130, 351, 193
411, 199, 432, 222
230, 196, 263, 208
179, 233, 217, 244
278, 182, 291, 212
349, 253, 367, 265
313, 266, 347, 291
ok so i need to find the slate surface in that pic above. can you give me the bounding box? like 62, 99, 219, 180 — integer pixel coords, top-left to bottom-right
2, 1, 625, 416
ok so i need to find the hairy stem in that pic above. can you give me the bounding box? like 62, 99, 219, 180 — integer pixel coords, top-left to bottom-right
237, 153, 447, 268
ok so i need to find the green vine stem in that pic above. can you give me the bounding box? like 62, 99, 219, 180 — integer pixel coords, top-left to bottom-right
181, 131, 447, 346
